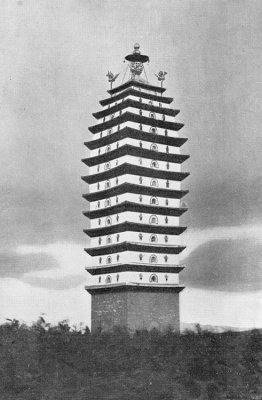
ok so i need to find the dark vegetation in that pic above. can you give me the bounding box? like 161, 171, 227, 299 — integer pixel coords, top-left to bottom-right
0, 319, 261, 400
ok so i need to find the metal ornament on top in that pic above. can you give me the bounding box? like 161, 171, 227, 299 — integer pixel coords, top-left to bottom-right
155, 71, 167, 88
106, 71, 120, 90
125, 43, 149, 81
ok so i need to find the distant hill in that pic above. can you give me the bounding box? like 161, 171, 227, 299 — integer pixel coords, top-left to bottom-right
180, 321, 259, 333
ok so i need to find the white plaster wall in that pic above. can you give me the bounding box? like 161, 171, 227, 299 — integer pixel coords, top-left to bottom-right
88, 194, 182, 211
90, 231, 182, 247
90, 211, 180, 229
105, 86, 169, 104
91, 251, 180, 266
89, 174, 182, 194
119, 94, 171, 108
102, 107, 176, 124
88, 156, 182, 175
87, 271, 179, 285
91, 118, 182, 141
89, 138, 181, 157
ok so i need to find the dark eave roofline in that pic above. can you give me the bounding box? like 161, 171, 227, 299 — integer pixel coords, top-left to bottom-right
82, 163, 189, 184
88, 112, 184, 134
85, 242, 186, 256
84, 222, 186, 237
84, 127, 187, 150
85, 263, 185, 275
100, 88, 173, 107
93, 99, 179, 119
82, 145, 189, 167
107, 79, 166, 96
83, 201, 187, 219
85, 283, 185, 294
83, 182, 188, 201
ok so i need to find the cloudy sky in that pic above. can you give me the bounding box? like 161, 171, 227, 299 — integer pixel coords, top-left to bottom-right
0, 0, 261, 328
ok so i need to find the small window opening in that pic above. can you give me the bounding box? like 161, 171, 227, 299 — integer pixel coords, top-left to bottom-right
149, 273, 158, 282
106, 217, 112, 226
151, 144, 158, 151
150, 215, 158, 224
150, 127, 157, 134
150, 235, 158, 243
151, 179, 158, 187
151, 160, 159, 168
150, 197, 158, 205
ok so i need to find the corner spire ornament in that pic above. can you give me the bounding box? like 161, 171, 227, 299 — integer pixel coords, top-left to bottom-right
155, 71, 167, 88
106, 71, 120, 89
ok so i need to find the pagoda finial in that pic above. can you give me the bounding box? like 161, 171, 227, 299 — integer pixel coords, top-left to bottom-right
133, 43, 141, 54
106, 71, 119, 89
125, 44, 149, 81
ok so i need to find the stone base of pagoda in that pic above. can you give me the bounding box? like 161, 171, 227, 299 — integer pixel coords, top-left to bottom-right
86, 283, 184, 333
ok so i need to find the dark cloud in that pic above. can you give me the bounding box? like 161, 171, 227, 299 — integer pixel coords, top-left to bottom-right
183, 176, 262, 229
0, 181, 86, 249
181, 238, 262, 291
0, 252, 59, 278
22, 275, 85, 290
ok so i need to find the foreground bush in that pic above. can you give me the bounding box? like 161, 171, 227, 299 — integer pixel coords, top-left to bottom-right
0, 318, 261, 399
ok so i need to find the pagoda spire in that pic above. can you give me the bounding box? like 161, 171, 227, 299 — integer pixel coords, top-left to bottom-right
125, 43, 149, 81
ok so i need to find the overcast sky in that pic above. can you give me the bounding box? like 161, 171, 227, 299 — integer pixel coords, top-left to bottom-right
0, 0, 261, 328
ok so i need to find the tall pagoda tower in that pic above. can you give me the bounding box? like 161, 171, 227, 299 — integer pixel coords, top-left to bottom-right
82, 44, 189, 332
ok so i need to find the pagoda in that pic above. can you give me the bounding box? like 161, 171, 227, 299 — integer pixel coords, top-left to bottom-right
82, 44, 189, 332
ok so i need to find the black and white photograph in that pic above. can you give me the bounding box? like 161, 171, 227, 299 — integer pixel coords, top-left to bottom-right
0, 1, 261, 398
